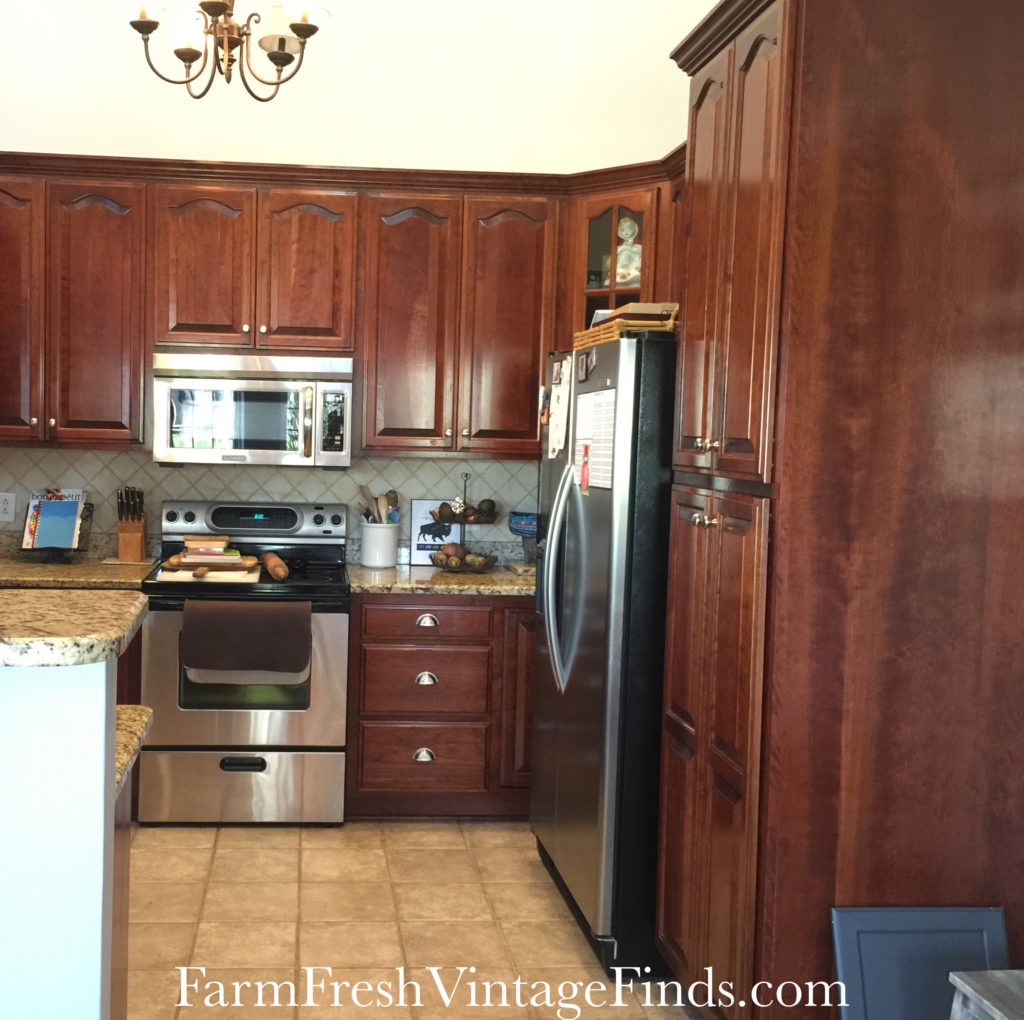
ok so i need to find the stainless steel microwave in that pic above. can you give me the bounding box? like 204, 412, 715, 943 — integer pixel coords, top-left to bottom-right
152, 353, 353, 468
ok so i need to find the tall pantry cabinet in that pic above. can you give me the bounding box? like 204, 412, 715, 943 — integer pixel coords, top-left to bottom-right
658, 0, 1024, 1016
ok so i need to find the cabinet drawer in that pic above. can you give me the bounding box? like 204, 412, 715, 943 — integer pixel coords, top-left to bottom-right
362, 604, 491, 640
362, 646, 489, 714
358, 722, 488, 792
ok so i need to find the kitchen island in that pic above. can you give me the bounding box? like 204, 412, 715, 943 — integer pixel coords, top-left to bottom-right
0, 589, 147, 1019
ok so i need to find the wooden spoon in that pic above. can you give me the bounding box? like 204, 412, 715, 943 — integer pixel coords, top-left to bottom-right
377, 494, 391, 524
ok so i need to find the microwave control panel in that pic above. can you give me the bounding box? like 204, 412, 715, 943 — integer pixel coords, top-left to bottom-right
320, 390, 347, 453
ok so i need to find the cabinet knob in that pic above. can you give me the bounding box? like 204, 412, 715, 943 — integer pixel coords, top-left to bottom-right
259, 325, 268, 334
703, 514, 719, 528
690, 512, 703, 528
445, 428, 453, 437
241, 324, 250, 333
30, 417, 38, 426
461, 428, 470, 438
415, 613, 439, 628
414, 671, 439, 686
49, 418, 56, 427
413, 747, 436, 762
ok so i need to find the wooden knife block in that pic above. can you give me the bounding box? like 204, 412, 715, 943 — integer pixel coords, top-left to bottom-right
117, 517, 147, 563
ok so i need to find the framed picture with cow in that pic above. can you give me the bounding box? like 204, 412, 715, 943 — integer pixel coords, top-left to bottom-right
409, 498, 457, 564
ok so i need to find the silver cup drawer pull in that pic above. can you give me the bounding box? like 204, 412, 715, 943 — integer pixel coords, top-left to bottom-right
415, 613, 439, 628
414, 671, 439, 686
413, 747, 436, 762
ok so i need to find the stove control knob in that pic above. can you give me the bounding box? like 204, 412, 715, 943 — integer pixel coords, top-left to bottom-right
331, 513, 343, 526
312, 513, 325, 526
184, 511, 196, 524
165, 510, 178, 523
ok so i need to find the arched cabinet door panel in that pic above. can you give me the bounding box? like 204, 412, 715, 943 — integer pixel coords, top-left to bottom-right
0, 176, 44, 441
359, 195, 461, 452
47, 180, 145, 446
151, 185, 255, 346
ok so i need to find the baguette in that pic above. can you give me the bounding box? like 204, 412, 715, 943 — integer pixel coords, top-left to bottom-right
262, 551, 290, 580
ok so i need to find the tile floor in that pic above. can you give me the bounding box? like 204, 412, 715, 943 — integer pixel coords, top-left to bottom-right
128, 819, 694, 1019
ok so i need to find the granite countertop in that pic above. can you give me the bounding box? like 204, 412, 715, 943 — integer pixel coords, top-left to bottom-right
0, 589, 148, 667
114, 704, 152, 798
0, 558, 155, 589
349, 564, 535, 596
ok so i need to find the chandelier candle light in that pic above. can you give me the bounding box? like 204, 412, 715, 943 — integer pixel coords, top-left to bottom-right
129, 2, 321, 102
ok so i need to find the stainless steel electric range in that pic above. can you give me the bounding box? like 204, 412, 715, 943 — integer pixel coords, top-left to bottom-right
138, 500, 350, 824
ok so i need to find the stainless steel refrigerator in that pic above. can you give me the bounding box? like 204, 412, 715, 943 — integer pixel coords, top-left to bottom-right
533, 333, 676, 973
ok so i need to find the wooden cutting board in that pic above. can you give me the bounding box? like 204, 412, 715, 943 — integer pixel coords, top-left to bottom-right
156, 567, 262, 583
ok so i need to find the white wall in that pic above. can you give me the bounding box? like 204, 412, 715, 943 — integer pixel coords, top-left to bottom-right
1, 1, 716, 173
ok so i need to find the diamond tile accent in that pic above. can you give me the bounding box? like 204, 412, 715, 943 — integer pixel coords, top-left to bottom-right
0, 448, 540, 547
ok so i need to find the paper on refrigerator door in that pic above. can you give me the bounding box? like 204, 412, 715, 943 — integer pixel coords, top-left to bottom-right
547, 357, 572, 458
573, 389, 616, 490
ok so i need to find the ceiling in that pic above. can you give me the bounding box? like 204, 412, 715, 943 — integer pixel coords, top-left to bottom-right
1, 0, 716, 174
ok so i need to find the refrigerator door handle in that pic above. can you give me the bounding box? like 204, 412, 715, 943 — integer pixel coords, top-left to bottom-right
543, 462, 574, 693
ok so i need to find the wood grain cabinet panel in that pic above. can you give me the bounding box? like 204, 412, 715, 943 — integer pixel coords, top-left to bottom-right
0, 176, 44, 441
359, 194, 461, 452
256, 188, 357, 350
657, 486, 768, 1020
359, 722, 489, 793
359, 194, 556, 456
151, 185, 255, 346
360, 645, 490, 715
347, 593, 532, 817
458, 197, 557, 455
152, 184, 356, 350
674, 2, 786, 484
46, 180, 145, 445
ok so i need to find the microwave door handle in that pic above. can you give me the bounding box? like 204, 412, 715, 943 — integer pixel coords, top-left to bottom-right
301, 386, 314, 459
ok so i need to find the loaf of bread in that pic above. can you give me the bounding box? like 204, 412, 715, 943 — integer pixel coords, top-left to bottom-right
262, 551, 290, 580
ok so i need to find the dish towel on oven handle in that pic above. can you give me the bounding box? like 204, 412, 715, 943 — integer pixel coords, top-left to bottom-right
180, 600, 312, 685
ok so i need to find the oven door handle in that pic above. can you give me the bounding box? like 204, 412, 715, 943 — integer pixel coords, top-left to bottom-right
219, 756, 268, 773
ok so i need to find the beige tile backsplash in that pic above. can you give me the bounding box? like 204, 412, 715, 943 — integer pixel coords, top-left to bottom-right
0, 448, 538, 553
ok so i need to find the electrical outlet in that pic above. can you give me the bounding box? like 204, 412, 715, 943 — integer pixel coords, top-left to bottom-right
0, 493, 14, 524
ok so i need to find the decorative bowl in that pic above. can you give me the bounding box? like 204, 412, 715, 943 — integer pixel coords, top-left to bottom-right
430, 552, 497, 573
507, 512, 537, 537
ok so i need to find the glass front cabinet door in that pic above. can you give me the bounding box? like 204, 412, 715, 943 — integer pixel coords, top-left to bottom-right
577, 189, 658, 330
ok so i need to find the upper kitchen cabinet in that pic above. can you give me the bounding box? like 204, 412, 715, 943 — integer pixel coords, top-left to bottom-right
572, 188, 661, 331
359, 193, 461, 453
0, 176, 44, 442
457, 196, 557, 455
360, 193, 557, 457
674, 3, 787, 482
151, 184, 357, 351
45, 179, 146, 446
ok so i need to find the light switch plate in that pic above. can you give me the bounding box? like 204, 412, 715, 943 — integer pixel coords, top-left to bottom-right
0, 493, 15, 523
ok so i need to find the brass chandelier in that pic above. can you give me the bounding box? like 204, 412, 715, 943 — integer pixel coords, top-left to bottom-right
129, 2, 321, 102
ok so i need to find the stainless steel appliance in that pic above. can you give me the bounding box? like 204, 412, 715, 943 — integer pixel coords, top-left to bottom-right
152, 353, 353, 467
139, 500, 350, 823
533, 334, 675, 971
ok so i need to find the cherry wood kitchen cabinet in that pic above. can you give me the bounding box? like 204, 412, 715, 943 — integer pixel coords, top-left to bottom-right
358, 193, 461, 452
674, 3, 786, 483
46, 179, 146, 446
660, 1, 1024, 1015
151, 184, 357, 350
359, 193, 557, 457
0, 176, 44, 442
0, 176, 145, 447
570, 187, 664, 332
346, 593, 533, 816
657, 486, 768, 1017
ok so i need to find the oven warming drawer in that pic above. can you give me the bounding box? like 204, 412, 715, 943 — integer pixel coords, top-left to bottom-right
139, 750, 345, 824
